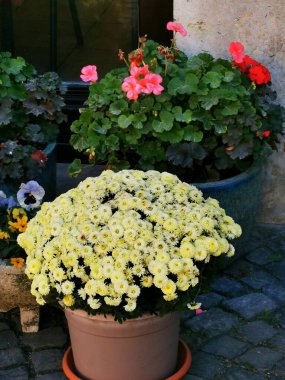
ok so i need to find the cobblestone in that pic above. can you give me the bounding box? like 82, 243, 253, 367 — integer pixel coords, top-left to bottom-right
0, 330, 18, 349
269, 331, 285, 354
211, 276, 246, 297
246, 246, 274, 265
235, 320, 278, 344
263, 283, 285, 306
267, 260, 285, 283
0, 347, 26, 369
223, 293, 278, 319
31, 349, 65, 374
201, 335, 248, 359
0, 322, 9, 332
221, 368, 265, 380
237, 346, 283, 371
187, 352, 226, 379
184, 308, 239, 338
196, 292, 225, 309
21, 326, 67, 351
240, 269, 279, 290
0, 366, 29, 379
36, 372, 67, 379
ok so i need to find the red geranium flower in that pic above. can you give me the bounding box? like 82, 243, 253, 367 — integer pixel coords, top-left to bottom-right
248, 64, 271, 85
263, 130, 271, 137
31, 150, 48, 163
234, 55, 258, 73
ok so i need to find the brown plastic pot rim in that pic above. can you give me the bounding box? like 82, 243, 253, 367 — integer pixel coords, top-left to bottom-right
62, 338, 192, 380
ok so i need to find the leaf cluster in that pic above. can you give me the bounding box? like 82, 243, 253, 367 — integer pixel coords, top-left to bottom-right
69, 40, 285, 181
0, 52, 67, 182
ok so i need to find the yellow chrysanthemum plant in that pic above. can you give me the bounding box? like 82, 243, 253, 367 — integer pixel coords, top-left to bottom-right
18, 170, 241, 322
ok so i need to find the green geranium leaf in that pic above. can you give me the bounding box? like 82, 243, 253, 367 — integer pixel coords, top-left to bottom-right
109, 99, 128, 115
105, 135, 119, 149
214, 124, 227, 134
223, 71, 235, 82
0, 73, 11, 87
89, 122, 107, 135
168, 73, 198, 95
124, 129, 142, 144
7, 84, 26, 100
221, 102, 241, 116
133, 113, 147, 129
118, 115, 133, 129
200, 94, 219, 110
69, 134, 88, 152
157, 124, 184, 143
203, 71, 222, 88
68, 159, 82, 178
172, 106, 183, 121
184, 125, 203, 142
137, 141, 166, 161
152, 110, 174, 132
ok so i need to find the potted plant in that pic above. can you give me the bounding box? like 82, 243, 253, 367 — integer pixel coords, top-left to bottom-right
0, 181, 45, 332
18, 169, 241, 379
68, 22, 285, 255
0, 52, 67, 201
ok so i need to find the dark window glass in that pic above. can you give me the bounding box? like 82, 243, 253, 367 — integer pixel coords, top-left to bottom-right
0, 0, 139, 80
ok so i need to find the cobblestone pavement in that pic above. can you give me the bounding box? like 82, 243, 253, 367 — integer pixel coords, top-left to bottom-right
0, 224, 285, 379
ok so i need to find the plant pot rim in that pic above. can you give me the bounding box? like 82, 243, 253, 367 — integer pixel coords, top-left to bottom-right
43, 142, 56, 156
62, 306, 177, 324
194, 163, 261, 191
62, 338, 192, 380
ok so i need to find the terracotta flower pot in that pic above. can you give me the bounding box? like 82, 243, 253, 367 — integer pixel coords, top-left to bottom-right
62, 339, 192, 380
64, 308, 181, 380
0, 264, 40, 332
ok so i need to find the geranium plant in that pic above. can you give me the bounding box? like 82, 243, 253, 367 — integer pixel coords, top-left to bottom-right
0, 181, 45, 267
0, 52, 66, 183
18, 170, 241, 321
69, 22, 284, 182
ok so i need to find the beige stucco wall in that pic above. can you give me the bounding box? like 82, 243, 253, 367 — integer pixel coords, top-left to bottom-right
174, 0, 285, 223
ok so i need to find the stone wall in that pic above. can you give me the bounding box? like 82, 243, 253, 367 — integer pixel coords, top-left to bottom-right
174, 0, 285, 223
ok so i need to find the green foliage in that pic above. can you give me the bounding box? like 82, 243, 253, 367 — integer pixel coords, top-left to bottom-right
0, 52, 66, 183
69, 40, 285, 181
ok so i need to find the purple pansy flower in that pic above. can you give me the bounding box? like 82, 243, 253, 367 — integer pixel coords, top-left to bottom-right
17, 181, 45, 211
6, 196, 19, 209
0, 191, 18, 209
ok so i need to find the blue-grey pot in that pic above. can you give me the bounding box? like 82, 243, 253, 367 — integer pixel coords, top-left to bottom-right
194, 164, 263, 260
0, 142, 57, 202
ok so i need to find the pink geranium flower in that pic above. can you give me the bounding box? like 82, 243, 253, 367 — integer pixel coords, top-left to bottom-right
80, 65, 98, 83
143, 73, 164, 95
122, 76, 142, 101
130, 64, 149, 79
228, 42, 245, 64
166, 21, 187, 37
